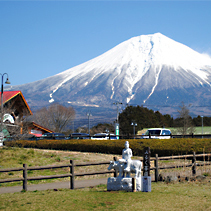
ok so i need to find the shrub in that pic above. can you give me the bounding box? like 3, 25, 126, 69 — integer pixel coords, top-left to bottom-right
4, 138, 211, 157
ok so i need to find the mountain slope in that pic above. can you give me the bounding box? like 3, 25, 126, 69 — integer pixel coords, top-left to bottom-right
6, 33, 211, 118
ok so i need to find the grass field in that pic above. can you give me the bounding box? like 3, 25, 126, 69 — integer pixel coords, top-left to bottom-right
0, 182, 211, 210
1, 146, 211, 188
0, 147, 211, 210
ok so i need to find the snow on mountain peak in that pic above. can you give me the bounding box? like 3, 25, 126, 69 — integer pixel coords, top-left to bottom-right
46, 33, 211, 104
8, 32, 211, 115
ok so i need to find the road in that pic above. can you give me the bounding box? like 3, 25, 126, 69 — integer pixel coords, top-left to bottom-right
0, 178, 107, 194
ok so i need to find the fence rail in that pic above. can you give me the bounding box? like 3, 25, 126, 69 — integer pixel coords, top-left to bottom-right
0, 152, 211, 191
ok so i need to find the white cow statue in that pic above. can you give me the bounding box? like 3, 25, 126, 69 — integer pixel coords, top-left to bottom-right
108, 159, 142, 178
107, 141, 143, 191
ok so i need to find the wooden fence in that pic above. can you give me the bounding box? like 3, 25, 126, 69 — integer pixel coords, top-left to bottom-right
152, 152, 211, 182
0, 152, 211, 191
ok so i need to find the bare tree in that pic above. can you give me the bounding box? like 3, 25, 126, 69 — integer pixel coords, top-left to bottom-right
176, 102, 195, 135
32, 103, 75, 132
90, 123, 115, 135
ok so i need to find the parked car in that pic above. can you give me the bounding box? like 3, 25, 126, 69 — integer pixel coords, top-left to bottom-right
70, 133, 90, 139
142, 128, 171, 139
91, 133, 117, 140
41, 133, 66, 140
4, 134, 41, 141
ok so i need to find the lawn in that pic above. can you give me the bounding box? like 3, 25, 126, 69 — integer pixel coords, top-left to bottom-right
0, 147, 211, 210
0, 182, 211, 210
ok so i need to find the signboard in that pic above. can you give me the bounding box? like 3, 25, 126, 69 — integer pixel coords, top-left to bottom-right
115, 123, 119, 139
3, 114, 15, 124
142, 147, 151, 192
143, 147, 151, 176
0, 132, 4, 146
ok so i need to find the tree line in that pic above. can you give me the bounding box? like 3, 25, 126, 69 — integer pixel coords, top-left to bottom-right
118, 103, 209, 136
28, 102, 210, 136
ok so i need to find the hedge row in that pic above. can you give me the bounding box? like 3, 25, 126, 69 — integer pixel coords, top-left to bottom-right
4, 138, 211, 157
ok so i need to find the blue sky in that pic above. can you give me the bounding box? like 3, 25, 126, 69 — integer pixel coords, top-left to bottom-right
1, 1, 211, 86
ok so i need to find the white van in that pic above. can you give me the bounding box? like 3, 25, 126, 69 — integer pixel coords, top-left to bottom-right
91, 133, 117, 140
143, 128, 171, 139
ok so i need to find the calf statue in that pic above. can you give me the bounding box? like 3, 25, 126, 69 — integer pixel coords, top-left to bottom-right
108, 159, 142, 178
107, 141, 142, 191
108, 161, 124, 178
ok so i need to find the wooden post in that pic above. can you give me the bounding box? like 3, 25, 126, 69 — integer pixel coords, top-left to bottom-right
23, 164, 27, 191
142, 147, 151, 192
154, 154, 159, 182
143, 147, 151, 176
192, 152, 196, 176
113, 157, 118, 177
132, 178, 136, 192
70, 160, 75, 190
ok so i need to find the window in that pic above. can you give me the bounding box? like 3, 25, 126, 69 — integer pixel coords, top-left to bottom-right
162, 130, 171, 135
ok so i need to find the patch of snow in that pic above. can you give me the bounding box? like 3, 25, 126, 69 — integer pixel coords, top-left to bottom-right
67, 101, 100, 107
110, 71, 120, 99
143, 65, 162, 103
49, 98, 54, 103
127, 94, 135, 104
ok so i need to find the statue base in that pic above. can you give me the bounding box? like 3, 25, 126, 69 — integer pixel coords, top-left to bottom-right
142, 176, 151, 192
107, 177, 142, 192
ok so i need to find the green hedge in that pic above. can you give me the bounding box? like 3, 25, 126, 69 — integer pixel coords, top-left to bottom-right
4, 138, 211, 157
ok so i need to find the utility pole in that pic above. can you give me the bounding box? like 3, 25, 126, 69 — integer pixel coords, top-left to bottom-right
131, 121, 137, 139
113, 102, 122, 139
201, 116, 203, 139
113, 102, 122, 123
72, 120, 74, 133
87, 111, 92, 135
0, 73, 10, 146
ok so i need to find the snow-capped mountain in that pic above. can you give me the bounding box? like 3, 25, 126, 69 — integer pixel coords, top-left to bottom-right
6, 33, 211, 119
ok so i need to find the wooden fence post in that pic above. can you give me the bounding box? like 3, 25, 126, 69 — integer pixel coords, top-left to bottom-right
192, 152, 196, 176
132, 177, 136, 192
23, 164, 27, 191
70, 160, 75, 190
154, 154, 159, 182
142, 147, 151, 192
113, 157, 118, 177
143, 147, 151, 176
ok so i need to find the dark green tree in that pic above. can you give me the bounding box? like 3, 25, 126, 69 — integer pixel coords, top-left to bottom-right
119, 105, 173, 135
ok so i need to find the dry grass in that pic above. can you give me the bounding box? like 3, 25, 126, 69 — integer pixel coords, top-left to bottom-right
0, 147, 211, 187
0, 147, 123, 187
153, 155, 211, 181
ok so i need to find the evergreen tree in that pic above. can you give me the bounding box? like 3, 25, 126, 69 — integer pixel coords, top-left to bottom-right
119, 105, 173, 135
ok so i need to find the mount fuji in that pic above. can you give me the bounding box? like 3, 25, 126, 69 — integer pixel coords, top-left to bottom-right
6, 33, 211, 122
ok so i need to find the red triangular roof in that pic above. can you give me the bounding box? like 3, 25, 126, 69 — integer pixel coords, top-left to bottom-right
0, 90, 33, 115
31, 122, 54, 133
